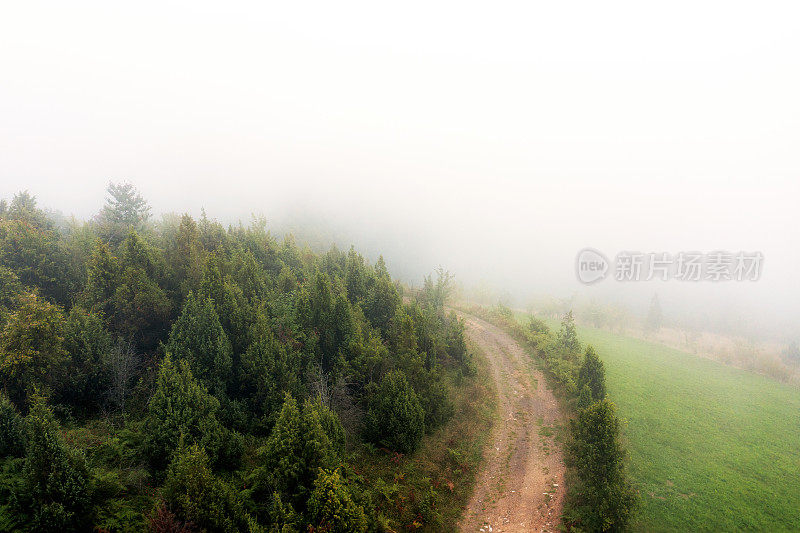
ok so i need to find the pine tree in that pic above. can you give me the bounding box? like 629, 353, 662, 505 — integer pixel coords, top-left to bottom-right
365, 370, 425, 454
577, 346, 606, 402
557, 310, 581, 356
307, 468, 367, 533
569, 399, 637, 531
0, 392, 25, 457
96, 182, 151, 244
162, 443, 252, 532
144, 355, 230, 470
166, 292, 233, 395
252, 394, 343, 512
17, 395, 91, 532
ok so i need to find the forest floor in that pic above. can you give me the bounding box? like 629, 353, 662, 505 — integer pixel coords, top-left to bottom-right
456, 313, 566, 533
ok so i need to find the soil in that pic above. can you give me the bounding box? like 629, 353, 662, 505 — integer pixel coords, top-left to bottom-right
457, 313, 566, 533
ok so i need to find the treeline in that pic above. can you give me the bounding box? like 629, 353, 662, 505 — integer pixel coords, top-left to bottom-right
466, 305, 637, 532
0, 185, 472, 532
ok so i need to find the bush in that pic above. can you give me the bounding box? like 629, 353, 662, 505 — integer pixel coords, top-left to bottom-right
365, 370, 425, 454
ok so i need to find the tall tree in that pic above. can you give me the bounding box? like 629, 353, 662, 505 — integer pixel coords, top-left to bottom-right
166, 292, 234, 395
251, 394, 344, 513
16, 395, 92, 532
557, 310, 581, 356
569, 399, 637, 531
0, 293, 67, 406
577, 346, 606, 402
645, 293, 663, 332
364, 370, 425, 454
96, 182, 151, 244
144, 355, 231, 470
307, 468, 367, 533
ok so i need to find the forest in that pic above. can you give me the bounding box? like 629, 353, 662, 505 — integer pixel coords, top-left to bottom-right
0, 184, 474, 532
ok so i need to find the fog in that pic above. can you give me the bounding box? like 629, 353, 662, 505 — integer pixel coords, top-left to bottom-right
2, 1, 799, 340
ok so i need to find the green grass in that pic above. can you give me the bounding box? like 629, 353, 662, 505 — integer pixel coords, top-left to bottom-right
521, 314, 800, 532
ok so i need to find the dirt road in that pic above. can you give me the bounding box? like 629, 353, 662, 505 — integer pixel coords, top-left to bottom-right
457, 313, 566, 533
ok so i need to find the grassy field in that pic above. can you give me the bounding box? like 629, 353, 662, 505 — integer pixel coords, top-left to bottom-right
520, 314, 800, 532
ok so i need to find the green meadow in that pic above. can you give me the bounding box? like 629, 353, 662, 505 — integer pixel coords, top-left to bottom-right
522, 315, 800, 532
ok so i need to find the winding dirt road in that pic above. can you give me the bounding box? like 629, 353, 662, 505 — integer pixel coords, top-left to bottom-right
457, 313, 566, 533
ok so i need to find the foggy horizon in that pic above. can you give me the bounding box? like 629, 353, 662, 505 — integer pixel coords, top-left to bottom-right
2, 1, 799, 340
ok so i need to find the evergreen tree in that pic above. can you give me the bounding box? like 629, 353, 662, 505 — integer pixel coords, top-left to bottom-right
569, 399, 637, 532
365, 370, 425, 454
83, 241, 118, 317
16, 395, 92, 532
0, 391, 25, 457
144, 355, 232, 470
162, 444, 253, 533
168, 214, 205, 298
645, 293, 663, 332
167, 292, 234, 395
0, 214, 70, 303
113, 265, 172, 348
307, 468, 367, 533
239, 311, 305, 430
364, 274, 399, 337
577, 346, 606, 402
557, 310, 581, 356
252, 394, 343, 512
55, 306, 113, 416
96, 182, 151, 244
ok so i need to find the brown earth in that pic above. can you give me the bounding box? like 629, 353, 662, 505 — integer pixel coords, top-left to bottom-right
457, 313, 566, 533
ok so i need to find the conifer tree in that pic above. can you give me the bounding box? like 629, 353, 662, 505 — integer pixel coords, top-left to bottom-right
17, 394, 91, 532
557, 310, 581, 356
96, 182, 151, 244
569, 399, 637, 531
577, 346, 606, 402
307, 468, 367, 533
365, 370, 425, 454
83, 241, 118, 317
162, 443, 252, 532
166, 292, 233, 395
0, 392, 25, 457
144, 355, 229, 470
253, 394, 343, 512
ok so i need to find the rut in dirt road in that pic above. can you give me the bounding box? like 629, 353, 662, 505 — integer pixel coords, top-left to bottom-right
457, 314, 566, 533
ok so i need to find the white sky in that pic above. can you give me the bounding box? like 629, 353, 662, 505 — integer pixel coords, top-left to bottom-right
1, 1, 799, 337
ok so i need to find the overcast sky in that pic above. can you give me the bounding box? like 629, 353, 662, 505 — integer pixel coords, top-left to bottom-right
1, 1, 799, 338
